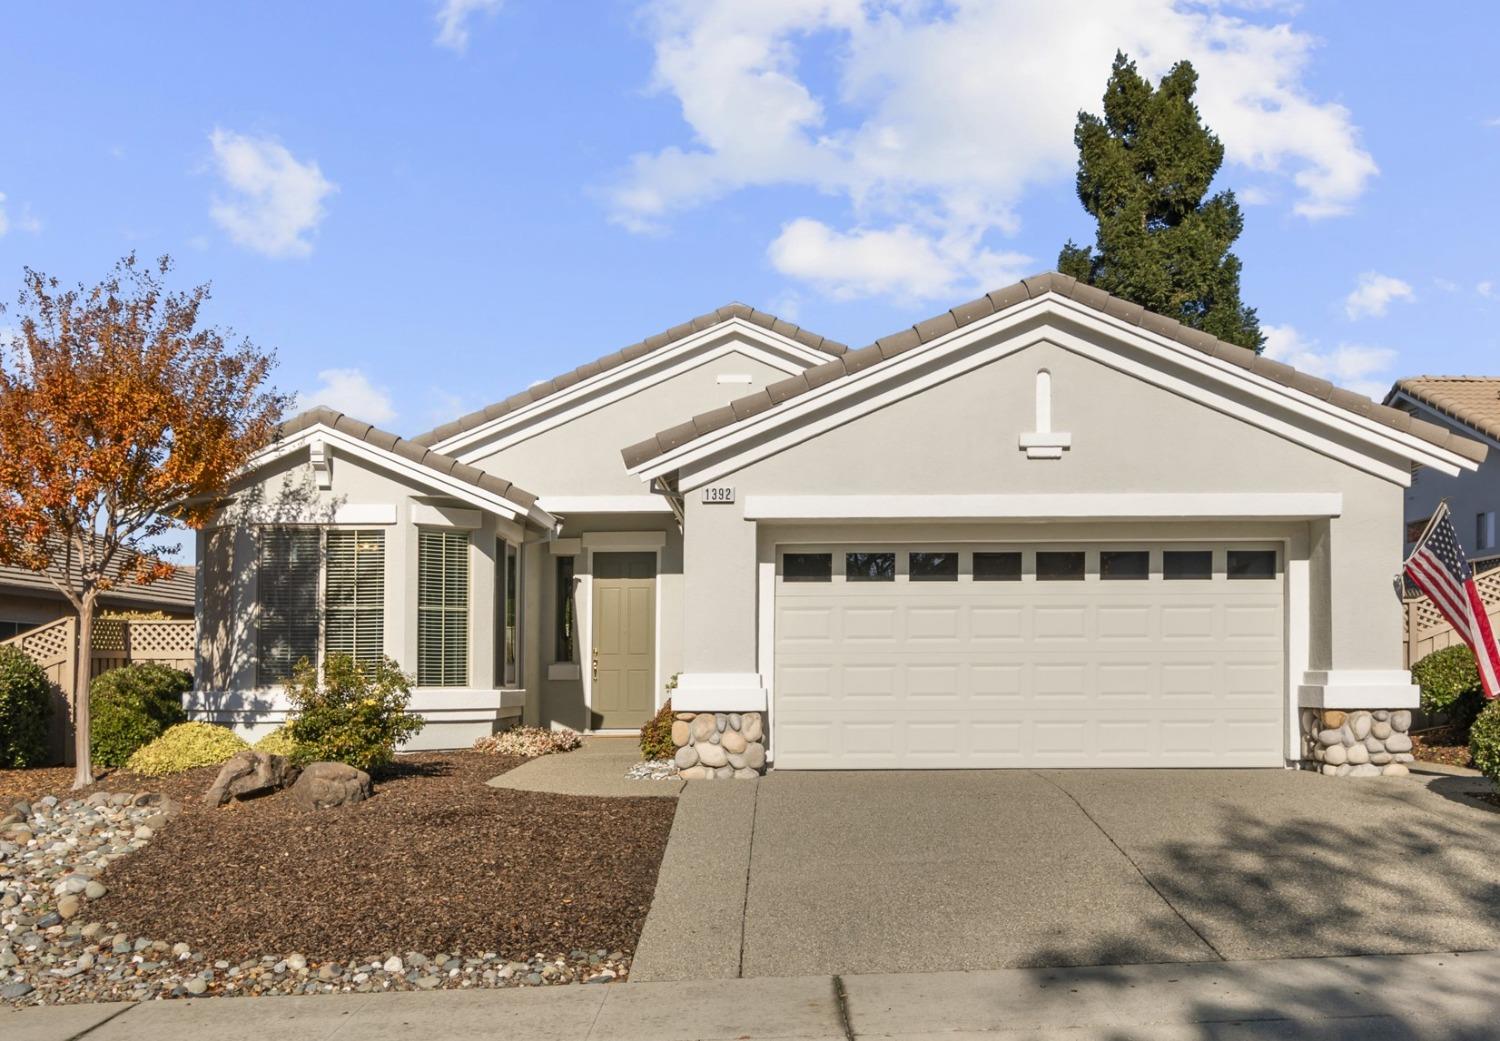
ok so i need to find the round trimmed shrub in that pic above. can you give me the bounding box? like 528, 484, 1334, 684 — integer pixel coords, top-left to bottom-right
1412, 645, 1485, 730
90, 663, 191, 768
1469, 699, 1500, 787
252, 726, 304, 759
640, 699, 675, 761
125, 721, 247, 776
0, 645, 53, 768
283, 654, 424, 769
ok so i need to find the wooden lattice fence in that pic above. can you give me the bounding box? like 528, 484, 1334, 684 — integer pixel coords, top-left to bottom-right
1, 617, 195, 763
1403, 565, 1500, 666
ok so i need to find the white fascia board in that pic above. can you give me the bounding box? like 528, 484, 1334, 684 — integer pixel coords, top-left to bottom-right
244, 425, 527, 522
436, 321, 829, 460
537, 495, 672, 514
1385, 391, 1500, 453
742, 493, 1344, 522
633, 296, 1472, 487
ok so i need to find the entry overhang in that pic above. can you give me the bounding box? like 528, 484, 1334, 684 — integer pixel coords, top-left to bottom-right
741, 492, 1343, 522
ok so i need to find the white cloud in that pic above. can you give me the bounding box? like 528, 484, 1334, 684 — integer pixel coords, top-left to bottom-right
610, 0, 1378, 302
1478, 280, 1494, 298
301, 368, 397, 425
1343, 272, 1414, 320
0, 193, 8, 237
1262, 323, 1395, 398
208, 129, 337, 258
0, 192, 41, 236
768, 218, 1029, 302
434, 0, 503, 52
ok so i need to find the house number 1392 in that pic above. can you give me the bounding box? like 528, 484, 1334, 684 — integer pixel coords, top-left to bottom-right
701, 486, 736, 504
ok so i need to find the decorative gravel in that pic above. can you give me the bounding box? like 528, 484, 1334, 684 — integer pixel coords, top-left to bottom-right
1, 752, 676, 1006
625, 759, 678, 781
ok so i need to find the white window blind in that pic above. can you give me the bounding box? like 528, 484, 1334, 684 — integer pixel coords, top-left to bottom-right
325, 529, 385, 664
418, 529, 469, 686
257, 528, 320, 685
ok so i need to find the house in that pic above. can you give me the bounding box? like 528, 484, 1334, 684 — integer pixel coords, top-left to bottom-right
0, 542, 195, 640
192, 273, 1486, 770
1384, 377, 1500, 554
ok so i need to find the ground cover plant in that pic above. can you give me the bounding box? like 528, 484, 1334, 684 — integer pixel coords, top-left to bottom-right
124, 722, 248, 776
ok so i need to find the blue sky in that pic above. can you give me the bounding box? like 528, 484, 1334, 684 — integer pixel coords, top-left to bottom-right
2, 1, 1497, 435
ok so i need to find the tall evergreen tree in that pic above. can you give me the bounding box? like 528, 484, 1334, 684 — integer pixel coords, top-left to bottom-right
1058, 52, 1263, 352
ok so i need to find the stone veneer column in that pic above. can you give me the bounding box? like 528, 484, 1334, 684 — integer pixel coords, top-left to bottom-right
1301, 708, 1415, 777
670, 710, 765, 779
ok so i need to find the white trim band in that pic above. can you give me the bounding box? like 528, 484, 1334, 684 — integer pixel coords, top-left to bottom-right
742, 493, 1344, 522
1297, 671, 1420, 710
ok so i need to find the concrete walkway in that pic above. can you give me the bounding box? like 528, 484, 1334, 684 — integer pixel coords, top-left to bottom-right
486, 737, 683, 797
8, 949, 1500, 1040
634, 767, 1500, 981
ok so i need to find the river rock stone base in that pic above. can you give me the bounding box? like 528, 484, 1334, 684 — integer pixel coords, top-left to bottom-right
671, 712, 765, 779
1301, 708, 1415, 777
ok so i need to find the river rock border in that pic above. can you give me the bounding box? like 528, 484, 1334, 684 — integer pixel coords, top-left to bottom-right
670, 712, 765, 779
1301, 708, 1415, 777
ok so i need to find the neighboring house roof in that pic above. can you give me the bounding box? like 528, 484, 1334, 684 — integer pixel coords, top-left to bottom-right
622, 272, 1489, 471
1385, 377, 1500, 443
410, 302, 847, 449
0, 537, 196, 613
266, 407, 556, 529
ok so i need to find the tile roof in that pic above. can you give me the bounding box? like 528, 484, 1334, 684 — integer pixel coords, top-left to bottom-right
621, 272, 1489, 471
410, 303, 846, 449
1387, 377, 1500, 443
276, 407, 553, 525
0, 537, 196, 612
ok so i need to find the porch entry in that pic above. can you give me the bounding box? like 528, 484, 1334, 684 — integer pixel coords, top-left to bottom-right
591, 551, 657, 730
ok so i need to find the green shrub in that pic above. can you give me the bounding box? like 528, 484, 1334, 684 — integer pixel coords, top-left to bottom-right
1412, 645, 1486, 730
252, 726, 304, 759
283, 654, 424, 769
0, 646, 53, 768
640, 699, 675, 761
1469, 699, 1500, 786
125, 721, 247, 776
90, 663, 191, 768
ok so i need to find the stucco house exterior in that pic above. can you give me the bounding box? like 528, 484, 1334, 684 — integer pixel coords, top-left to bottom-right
191, 272, 1486, 773
1385, 377, 1500, 556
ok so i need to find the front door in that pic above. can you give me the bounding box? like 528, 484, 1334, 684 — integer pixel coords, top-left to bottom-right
591, 551, 657, 730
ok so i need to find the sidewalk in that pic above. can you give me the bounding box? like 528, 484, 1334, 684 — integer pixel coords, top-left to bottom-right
8, 948, 1500, 1040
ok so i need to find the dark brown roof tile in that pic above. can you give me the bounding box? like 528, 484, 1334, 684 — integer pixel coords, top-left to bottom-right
876, 327, 922, 359
914, 312, 959, 343
950, 295, 995, 327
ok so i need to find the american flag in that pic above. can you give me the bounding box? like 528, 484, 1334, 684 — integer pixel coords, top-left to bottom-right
1404, 503, 1500, 699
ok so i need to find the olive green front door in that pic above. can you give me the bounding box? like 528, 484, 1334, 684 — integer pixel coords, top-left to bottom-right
591, 552, 657, 730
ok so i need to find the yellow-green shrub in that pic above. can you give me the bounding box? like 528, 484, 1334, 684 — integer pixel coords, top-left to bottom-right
252, 726, 304, 758
125, 722, 247, 776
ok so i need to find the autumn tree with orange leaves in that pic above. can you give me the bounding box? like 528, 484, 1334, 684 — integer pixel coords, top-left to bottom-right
0, 255, 288, 787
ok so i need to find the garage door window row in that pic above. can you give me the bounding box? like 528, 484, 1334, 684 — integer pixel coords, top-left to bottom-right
783, 548, 1277, 583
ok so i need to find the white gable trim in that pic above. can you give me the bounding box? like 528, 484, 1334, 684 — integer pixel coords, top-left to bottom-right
742, 493, 1342, 521
629, 297, 1475, 489
1385, 390, 1500, 453
248, 425, 533, 522
432, 320, 829, 461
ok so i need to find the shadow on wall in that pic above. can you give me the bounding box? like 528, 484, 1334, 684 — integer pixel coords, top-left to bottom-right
1013, 791, 1500, 1039
198, 473, 346, 705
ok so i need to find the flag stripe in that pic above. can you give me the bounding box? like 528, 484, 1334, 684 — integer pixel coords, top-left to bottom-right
1464, 581, 1500, 698
1409, 556, 1473, 635
1403, 504, 1500, 700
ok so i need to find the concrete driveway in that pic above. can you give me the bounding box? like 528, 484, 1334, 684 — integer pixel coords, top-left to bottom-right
631, 768, 1500, 980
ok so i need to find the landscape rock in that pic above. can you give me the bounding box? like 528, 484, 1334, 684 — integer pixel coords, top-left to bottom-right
203, 751, 302, 808
1349, 712, 1372, 740
670, 721, 690, 747
673, 745, 699, 769
689, 715, 717, 742
1391, 710, 1412, 732
721, 729, 747, 755
696, 742, 729, 768
289, 762, 372, 811
1386, 733, 1414, 753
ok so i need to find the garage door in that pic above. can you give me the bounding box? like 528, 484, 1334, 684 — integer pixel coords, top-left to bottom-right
773, 543, 1285, 769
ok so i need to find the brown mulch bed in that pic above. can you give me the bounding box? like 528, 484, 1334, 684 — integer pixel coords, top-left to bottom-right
0, 762, 223, 805
1412, 725, 1474, 769
11, 752, 677, 965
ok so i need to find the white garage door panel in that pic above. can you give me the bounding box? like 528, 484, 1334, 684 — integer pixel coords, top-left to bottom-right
774, 544, 1284, 769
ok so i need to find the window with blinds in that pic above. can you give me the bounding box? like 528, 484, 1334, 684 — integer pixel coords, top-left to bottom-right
325, 530, 385, 664
418, 529, 470, 686
257, 528, 320, 685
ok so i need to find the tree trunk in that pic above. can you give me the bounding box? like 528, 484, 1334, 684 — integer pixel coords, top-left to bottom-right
72, 597, 95, 789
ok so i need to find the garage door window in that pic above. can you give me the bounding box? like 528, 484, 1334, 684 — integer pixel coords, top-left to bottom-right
1100, 550, 1149, 580
1227, 549, 1277, 579
1036, 551, 1085, 581
1164, 550, 1213, 580
973, 552, 1022, 581
846, 552, 896, 581
909, 552, 958, 581
784, 553, 833, 582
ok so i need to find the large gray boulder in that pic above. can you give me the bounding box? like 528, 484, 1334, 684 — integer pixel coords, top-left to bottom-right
203, 751, 302, 807
290, 761, 372, 811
